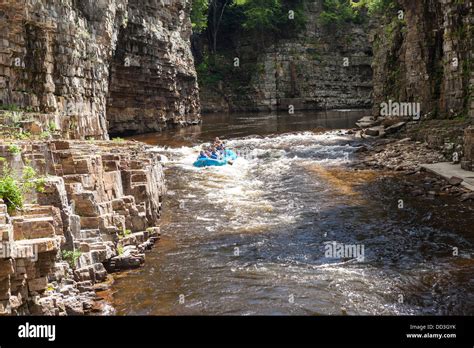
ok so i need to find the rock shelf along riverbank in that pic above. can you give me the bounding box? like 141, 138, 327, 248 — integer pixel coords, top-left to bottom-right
351, 119, 474, 201
0, 139, 165, 315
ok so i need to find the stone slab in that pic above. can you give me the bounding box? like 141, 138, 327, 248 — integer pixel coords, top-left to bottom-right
420, 162, 474, 191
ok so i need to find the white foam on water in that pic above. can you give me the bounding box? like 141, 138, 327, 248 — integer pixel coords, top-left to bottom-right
154, 132, 358, 235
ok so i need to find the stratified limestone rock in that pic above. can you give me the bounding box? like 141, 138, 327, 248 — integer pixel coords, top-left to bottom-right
0, 0, 126, 139
0, 139, 164, 315
107, 0, 201, 135
199, 0, 374, 113
0, 0, 200, 139
11, 205, 64, 240
372, 0, 473, 119
462, 126, 474, 171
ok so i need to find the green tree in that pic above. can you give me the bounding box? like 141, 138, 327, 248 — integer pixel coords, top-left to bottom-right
350, 0, 395, 15
191, 0, 209, 33
209, 0, 231, 52
320, 0, 359, 27
241, 0, 282, 32
238, 0, 306, 44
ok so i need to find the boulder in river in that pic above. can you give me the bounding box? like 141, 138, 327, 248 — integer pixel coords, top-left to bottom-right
385, 122, 407, 134
448, 176, 464, 186
356, 116, 380, 128
365, 126, 385, 137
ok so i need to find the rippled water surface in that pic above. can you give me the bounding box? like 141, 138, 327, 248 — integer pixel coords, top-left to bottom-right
112, 111, 474, 315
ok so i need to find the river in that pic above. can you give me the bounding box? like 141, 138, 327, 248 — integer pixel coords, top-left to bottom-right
111, 110, 474, 315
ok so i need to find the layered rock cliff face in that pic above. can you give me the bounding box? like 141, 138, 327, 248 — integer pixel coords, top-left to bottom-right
199, 0, 374, 113
371, 0, 473, 169
0, 139, 164, 315
0, 0, 200, 139
372, 0, 473, 119
0, 0, 198, 315
107, 0, 201, 135
249, 1, 374, 113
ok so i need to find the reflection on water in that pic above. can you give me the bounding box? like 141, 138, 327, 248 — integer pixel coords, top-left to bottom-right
111, 111, 474, 315
130, 109, 367, 146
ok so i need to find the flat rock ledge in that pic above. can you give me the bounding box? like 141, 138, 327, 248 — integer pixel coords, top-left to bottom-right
350, 119, 474, 201
0, 139, 166, 315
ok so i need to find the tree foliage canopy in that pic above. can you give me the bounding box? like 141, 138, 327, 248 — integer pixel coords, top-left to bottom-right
191, 0, 306, 46
191, 0, 209, 33
319, 0, 396, 27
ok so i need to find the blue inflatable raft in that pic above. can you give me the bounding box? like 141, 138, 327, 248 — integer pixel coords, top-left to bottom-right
193, 149, 237, 168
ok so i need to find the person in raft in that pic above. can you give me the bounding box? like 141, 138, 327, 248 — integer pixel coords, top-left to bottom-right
197, 139, 234, 165
216, 143, 226, 156
198, 150, 208, 159
209, 146, 220, 159
198, 145, 220, 160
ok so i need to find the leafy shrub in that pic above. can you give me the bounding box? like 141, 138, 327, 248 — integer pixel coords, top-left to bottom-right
119, 228, 132, 239
238, 0, 306, 38
48, 121, 57, 132
196, 54, 227, 87
0, 173, 23, 213
3, 111, 23, 127
191, 0, 209, 33
22, 165, 46, 194
350, 0, 396, 15
39, 131, 51, 139
0, 104, 21, 111
61, 250, 82, 268
0, 161, 47, 213
11, 130, 31, 140
7, 144, 21, 155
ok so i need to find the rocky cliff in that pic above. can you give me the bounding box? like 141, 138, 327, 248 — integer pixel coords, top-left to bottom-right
249, 1, 374, 113
372, 0, 473, 120
0, 0, 200, 139
371, 0, 473, 169
0, 138, 164, 315
198, 0, 473, 118
0, 0, 199, 315
198, 0, 374, 113
107, 0, 201, 135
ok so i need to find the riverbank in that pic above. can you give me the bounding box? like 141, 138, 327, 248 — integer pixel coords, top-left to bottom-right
351, 119, 474, 202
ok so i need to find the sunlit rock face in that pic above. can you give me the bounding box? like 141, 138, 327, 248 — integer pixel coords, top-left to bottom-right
106, 0, 201, 136
0, 0, 200, 139
0, 140, 164, 315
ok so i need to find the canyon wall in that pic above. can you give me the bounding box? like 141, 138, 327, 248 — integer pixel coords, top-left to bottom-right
0, 0, 200, 139
248, 1, 374, 113
198, 0, 472, 118
199, 0, 374, 113
0, 139, 164, 314
371, 0, 473, 169
372, 0, 473, 119
0, 0, 199, 315
107, 0, 201, 135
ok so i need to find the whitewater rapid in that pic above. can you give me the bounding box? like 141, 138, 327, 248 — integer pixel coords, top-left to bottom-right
112, 130, 474, 315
